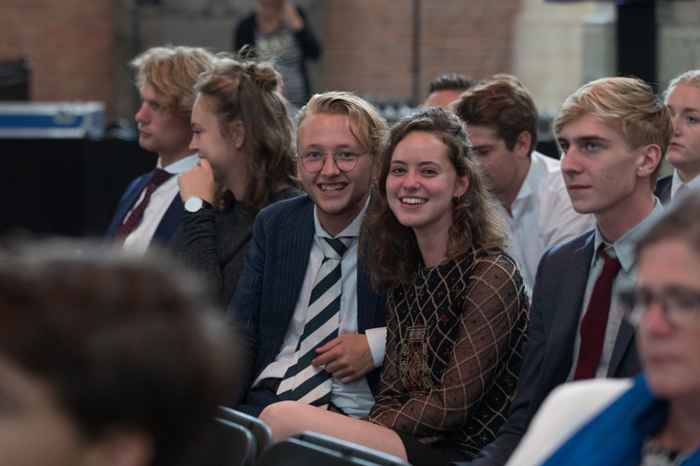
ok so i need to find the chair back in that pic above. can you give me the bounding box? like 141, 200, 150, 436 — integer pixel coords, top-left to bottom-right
254, 431, 411, 466
218, 406, 273, 457
198, 417, 256, 466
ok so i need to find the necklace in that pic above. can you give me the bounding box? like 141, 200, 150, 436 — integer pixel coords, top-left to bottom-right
640, 437, 691, 466
414, 256, 448, 297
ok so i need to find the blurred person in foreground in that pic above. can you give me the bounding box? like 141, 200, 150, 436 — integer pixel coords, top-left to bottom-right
506, 189, 700, 466
0, 242, 237, 466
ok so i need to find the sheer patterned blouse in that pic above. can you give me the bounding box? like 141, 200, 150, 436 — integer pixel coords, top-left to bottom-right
366, 250, 529, 459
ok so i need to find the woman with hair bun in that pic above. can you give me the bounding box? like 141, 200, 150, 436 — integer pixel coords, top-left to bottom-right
169, 56, 302, 307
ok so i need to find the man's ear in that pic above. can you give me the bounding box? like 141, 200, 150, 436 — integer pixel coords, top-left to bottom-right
637, 144, 662, 178
230, 120, 246, 149
514, 130, 532, 159
85, 428, 154, 466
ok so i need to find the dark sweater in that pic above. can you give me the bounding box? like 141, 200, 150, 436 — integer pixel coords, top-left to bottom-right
168, 187, 303, 309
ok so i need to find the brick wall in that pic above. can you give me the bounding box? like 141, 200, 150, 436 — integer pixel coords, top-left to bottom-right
0, 0, 518, 122
323, 0, 520, 104
0, 0, 113, 113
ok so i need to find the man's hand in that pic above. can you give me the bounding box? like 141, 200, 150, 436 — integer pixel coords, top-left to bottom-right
311, 334, 374, 384
178, 158, 217, 203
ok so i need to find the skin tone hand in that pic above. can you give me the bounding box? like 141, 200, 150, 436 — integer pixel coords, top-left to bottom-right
178, 158, 217, 204
283, 1, 304, 31
311, 334, 374, 384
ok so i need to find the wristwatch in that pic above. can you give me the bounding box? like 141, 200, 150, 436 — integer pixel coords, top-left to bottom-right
184, 196, 213, 213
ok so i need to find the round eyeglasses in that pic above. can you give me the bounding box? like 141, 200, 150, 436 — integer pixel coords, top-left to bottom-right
297, 151, 363, 173
620, 287, 700, 329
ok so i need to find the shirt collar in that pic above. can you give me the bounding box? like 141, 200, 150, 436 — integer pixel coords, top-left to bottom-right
157, 154, 199, 174
155, 154, 199, 184
314, 196, 371, 239
671, 169, 700, 197
514, 151, 541, 202
592, 199, 664, 272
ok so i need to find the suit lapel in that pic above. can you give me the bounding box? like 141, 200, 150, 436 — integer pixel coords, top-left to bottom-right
546, 233, 595, 383
119, 173, 151, 222
275, 199, 315, 326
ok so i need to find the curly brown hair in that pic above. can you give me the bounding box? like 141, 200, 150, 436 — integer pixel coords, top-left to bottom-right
0, 241, 237, 466
364, 107, 510, 290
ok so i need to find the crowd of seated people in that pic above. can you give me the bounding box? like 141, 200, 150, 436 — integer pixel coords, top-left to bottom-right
8, 39, 700, 466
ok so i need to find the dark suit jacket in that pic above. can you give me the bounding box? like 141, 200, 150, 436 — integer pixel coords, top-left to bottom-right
655, 174, 672, 205
463, 230, 642, 466
225, 195, 386, 417
104, 170, 184, 249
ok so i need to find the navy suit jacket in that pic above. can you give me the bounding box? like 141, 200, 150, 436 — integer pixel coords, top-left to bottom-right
464, 230, 641, 466
104, 170, 184, 249
225, 195, 386, 416
654, 174, 672, 205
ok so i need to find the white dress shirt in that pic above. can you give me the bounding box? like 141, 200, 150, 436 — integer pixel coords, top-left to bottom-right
510, 151, 595, 293
567, 200, 664, 381
121, 154, 198, 256
670, 168, 700, 201
254, 198, 387, 418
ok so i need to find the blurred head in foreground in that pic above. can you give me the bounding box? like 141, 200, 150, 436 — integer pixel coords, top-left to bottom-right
0, 242, 237, 466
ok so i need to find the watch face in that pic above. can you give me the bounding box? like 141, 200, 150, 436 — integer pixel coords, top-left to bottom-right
185, 197, 204, 212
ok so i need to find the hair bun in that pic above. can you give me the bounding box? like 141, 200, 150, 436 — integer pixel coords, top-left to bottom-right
246, 62, 279, 92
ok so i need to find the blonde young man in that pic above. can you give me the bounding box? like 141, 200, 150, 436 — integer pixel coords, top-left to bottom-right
105, 46, 213, 254
226, 92, 388, 418
463, 77, 673, 466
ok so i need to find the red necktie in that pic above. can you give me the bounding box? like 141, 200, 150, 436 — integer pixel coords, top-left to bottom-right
115, 168, 173, 241
573, 247, 622, 380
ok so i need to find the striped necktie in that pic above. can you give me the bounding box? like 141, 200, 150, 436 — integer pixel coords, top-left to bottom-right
277, 236, 352, 408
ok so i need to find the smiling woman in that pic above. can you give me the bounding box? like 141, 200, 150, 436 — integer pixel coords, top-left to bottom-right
168, 56, 303, 308
258, 107, 529, 466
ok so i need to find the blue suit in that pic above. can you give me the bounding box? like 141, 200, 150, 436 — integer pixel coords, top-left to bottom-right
104, 170, 183, 248
225, 195, 386, 417
464, 230, 641, 466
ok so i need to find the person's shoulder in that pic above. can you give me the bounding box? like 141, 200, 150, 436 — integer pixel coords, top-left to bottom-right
506, 378, 633, 466
655, 174, 673, 200
236, 10, 256, 25
256, 194, 312, 222
544, 229, 593, 258
470, 249, 520, 277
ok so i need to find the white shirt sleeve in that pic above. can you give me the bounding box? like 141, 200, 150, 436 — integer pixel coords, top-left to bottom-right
365, 326, 387, 368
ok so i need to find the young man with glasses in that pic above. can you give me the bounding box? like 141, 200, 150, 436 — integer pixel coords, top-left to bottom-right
465, 77, 673, 466
226, 92, 389, 418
